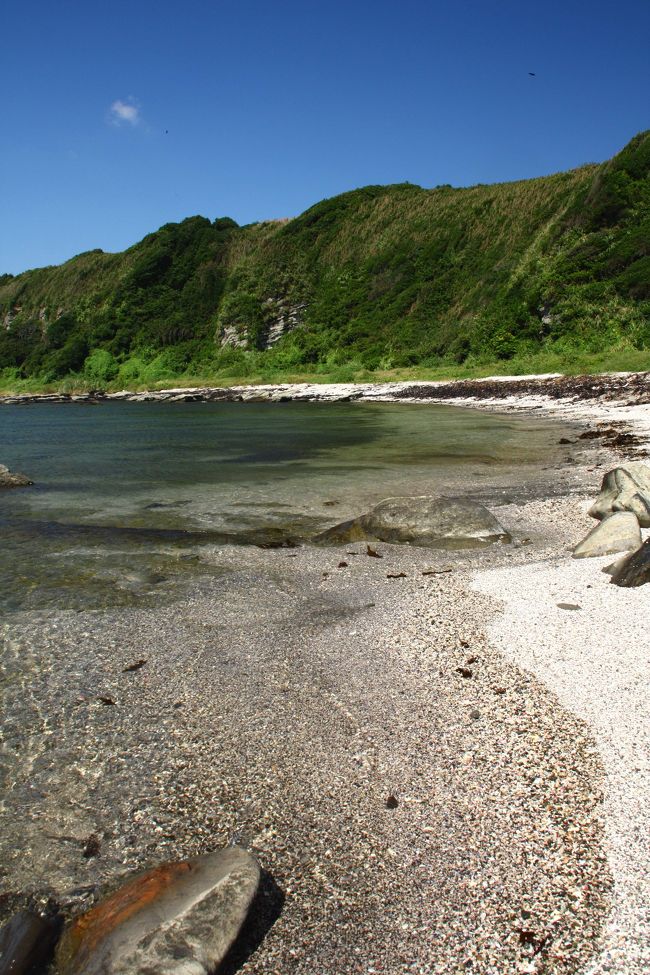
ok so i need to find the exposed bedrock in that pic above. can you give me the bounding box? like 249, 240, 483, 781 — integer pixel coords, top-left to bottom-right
315, 495, 511, 548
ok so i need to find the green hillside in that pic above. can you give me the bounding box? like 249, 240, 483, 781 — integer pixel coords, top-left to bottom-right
1, 131, 648, 387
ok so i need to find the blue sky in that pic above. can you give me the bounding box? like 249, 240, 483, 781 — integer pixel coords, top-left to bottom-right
2, 0, 648, 275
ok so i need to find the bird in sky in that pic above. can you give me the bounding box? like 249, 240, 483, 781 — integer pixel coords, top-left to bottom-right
529, 72, 536, 76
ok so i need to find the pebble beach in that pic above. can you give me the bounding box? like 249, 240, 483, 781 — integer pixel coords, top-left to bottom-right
1, 373, 649, 974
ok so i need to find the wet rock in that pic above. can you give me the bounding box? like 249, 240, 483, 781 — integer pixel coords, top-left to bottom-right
588, 463, 650, 527
609, 538, 650, 588
0, 909, 62, 975
82, 835, 101, 859
55, 849, 260, 975
360, 496, 510, 548
0, 464, 33, 488
314, 517, 369, 544
315, 496, 510, 549
116, 570, 166, 591
572, 511, 641, 559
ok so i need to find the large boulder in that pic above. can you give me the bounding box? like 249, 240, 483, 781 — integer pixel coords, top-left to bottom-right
0, 463, 33, 488
609, 538, 650, 587
572, 511, 642, 559
55, 849, 260, 975
588, 463, 650, 527
315, 496, 511, 549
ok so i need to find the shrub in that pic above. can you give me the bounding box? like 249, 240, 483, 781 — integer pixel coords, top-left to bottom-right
83, 349, 118, 384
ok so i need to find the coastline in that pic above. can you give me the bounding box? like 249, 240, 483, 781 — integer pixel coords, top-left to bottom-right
2, 369, 649, 452
1, 379, 649, 972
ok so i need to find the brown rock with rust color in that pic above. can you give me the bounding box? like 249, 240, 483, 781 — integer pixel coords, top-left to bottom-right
55, 848, 260, 975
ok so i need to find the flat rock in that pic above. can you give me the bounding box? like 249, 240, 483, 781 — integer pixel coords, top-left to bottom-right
315, 496, 510, 549
55, 848, 260, 975
572, 511, 642, 559
588, 463, 650, 527
0, 463, 33, 488
609, 538, 650, 587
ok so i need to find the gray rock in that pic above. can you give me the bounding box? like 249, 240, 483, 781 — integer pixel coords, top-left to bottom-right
0, 463, 33, 488
610, 538, 650, 588
588, 463, 650, 527
315, 496, 511, 549
572, 511, 642, 559
55, 848, 260, 975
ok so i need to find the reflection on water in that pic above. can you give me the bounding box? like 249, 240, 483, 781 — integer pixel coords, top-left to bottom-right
0, 401, 576, 611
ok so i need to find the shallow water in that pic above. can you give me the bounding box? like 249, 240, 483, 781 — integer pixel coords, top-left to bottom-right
0, 400, 577, 611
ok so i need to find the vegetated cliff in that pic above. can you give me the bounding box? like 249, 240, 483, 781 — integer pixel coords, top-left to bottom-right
1, 131, 648, 384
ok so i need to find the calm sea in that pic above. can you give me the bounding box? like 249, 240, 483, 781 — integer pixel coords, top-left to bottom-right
0, 400, 577, 612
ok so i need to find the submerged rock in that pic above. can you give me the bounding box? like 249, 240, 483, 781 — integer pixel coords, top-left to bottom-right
315, 496, 510, 549
0, 463, 33, 488
572, 511, 642, 559
0, 909, 62, 975
116, 570, 166, 591
609, 538, 650, 587
55, 848, 260, 975
588, 463, 650, 527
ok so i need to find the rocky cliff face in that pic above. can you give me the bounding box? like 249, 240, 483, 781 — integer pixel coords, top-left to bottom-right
263, 297, 307, 348
219, 296, 307, 350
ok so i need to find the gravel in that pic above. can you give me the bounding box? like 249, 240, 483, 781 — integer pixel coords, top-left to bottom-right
1, 521, 612, 974
1, 397, 647, 974
474, 511, 650, 974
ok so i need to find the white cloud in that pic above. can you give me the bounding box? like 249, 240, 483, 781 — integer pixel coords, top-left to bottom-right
109, 98, 140, 126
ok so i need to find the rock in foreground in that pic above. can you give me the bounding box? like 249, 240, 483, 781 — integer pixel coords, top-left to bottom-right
0, 910, 61, 975
572, 511, 642, 559
315, 496, 511, 548
55, 849, 260, 975
588, 463, 650, 527
609, 538, 650, 588
0, 463, 33, 488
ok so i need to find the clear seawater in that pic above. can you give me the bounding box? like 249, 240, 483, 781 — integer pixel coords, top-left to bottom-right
0, 400, 577, 612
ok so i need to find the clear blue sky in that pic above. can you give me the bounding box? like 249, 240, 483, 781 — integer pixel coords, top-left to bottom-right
2, 0, 648, 275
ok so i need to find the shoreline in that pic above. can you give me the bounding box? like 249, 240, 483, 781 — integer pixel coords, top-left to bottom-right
1, 385, 649, 972
2, 370, 649, 452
